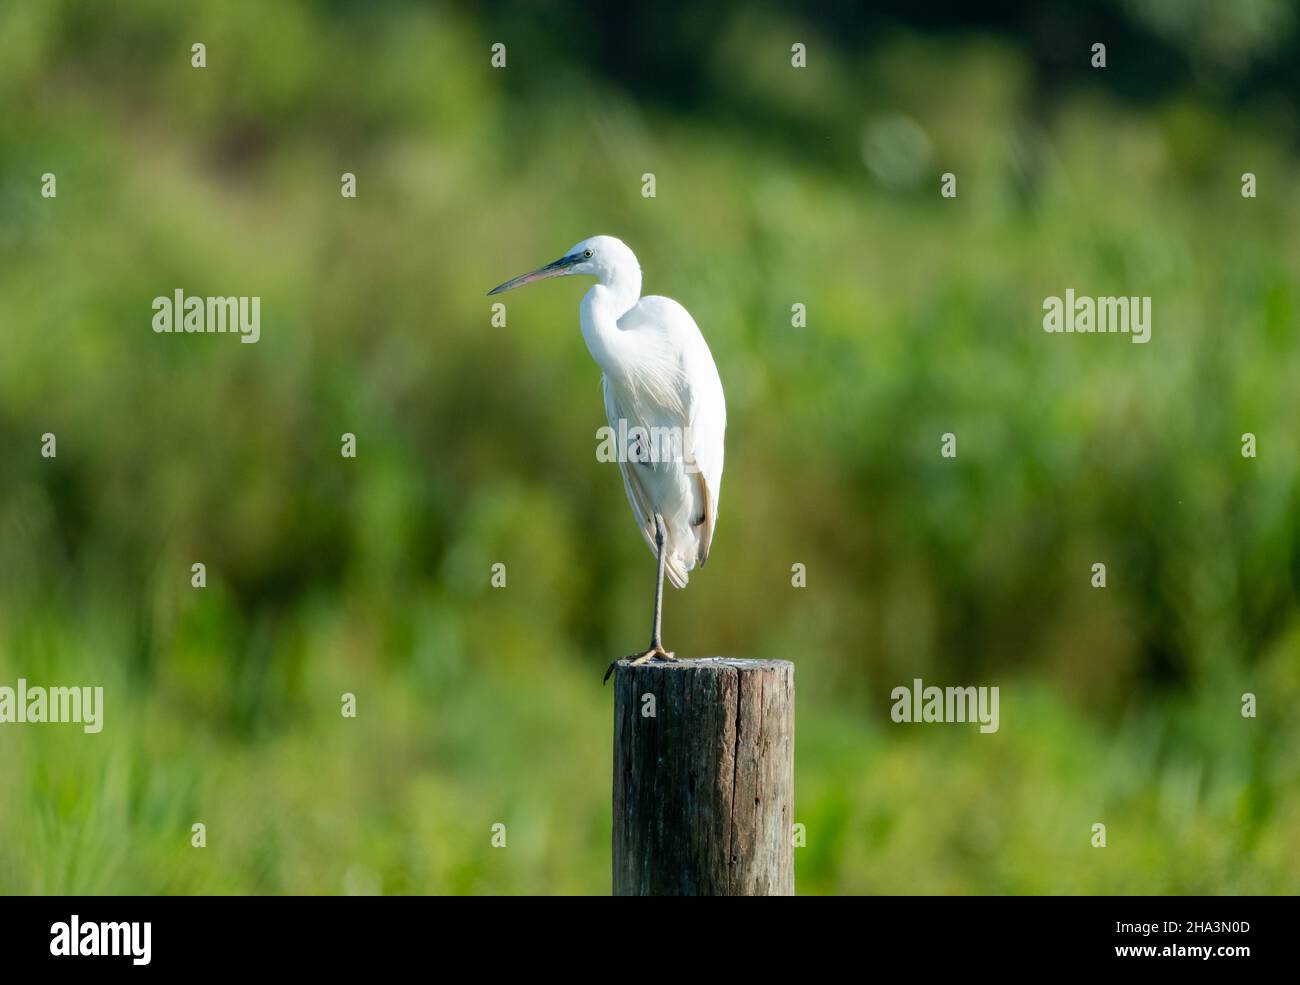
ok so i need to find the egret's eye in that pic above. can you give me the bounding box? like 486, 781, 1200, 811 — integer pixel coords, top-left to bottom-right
583, 249, 593, 259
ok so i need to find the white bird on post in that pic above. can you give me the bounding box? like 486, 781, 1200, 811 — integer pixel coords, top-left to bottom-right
488, 236, 726, 682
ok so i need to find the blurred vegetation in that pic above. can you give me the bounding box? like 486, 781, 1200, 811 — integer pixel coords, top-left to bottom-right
0, 0, 1297, 894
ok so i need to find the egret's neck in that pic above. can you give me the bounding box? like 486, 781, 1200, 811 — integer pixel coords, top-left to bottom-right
602, 256, 641, 309
580, 276, 640, 380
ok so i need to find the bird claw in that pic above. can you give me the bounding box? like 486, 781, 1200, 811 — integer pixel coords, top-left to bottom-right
603, 647, 677, 684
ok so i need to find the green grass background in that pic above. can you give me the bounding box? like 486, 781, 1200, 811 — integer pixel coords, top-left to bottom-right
0, 1, 1297, 893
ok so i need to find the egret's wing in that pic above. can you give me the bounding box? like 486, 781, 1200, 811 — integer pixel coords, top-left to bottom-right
617, 296, 727, 573
602, 374, 659, 556
681, 337, 725, 567
603, 374, 695, 588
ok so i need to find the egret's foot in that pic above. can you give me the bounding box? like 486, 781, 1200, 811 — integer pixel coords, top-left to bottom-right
603, 647, 677, 684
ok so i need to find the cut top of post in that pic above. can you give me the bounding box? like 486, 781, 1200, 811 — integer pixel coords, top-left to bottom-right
612, 656, 793, 674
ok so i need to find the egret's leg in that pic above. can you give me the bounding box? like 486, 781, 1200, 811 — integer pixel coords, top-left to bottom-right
603, 514, 677, 683
649, 512, 668, 651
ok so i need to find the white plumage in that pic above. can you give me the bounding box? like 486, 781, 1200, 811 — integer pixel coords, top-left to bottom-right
599, 295, 725, 588
489, 235, 726, 673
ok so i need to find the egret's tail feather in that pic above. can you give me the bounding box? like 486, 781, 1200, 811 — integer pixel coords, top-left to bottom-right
665, 552, 690, 589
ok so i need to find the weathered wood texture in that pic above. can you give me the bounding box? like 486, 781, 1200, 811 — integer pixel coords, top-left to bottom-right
612, 657, 795, 896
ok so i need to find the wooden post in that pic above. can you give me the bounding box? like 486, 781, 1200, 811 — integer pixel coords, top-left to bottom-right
611, 657, 795, 896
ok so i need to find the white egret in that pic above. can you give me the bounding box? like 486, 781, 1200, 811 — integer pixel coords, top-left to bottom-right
488, 236, 726, 682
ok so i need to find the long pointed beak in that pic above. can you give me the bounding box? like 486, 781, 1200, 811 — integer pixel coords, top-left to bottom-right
487, 254, 579, 296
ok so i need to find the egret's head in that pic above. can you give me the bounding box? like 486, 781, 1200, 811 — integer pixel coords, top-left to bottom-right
487, 235, 637, 296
